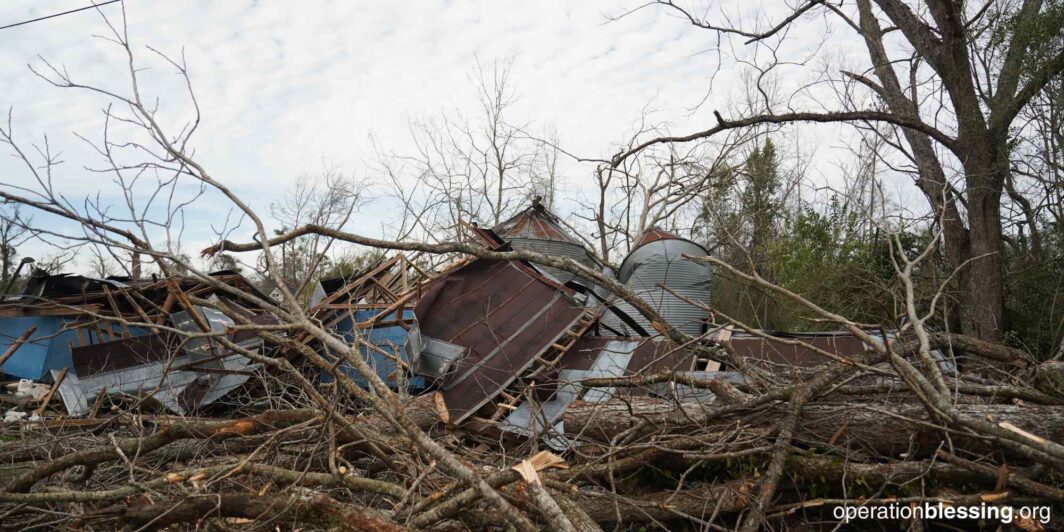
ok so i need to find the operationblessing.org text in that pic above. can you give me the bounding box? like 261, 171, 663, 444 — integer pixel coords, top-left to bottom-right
833, 502, 1052, 525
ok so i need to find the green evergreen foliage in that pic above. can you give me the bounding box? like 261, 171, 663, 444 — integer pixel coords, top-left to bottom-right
699, 135, 1062, 358
1004, 221, 1064, 357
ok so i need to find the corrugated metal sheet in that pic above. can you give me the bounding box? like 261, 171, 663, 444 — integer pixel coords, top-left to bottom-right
506, 237, 594, 284
170, 307, 262, 409
498, 368, 583, 439
725, 331, 869, 367
499, 340, 637, 441
497, 336, 697, 448
415, 257, 586, 424
54, 307, 263, 416
404, 331, 465, 380
559, 336, 696, 376
722, 330, 955, 373
55, 336, 196, 415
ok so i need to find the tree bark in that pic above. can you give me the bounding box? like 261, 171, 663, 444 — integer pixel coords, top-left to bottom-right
563, 399, 1064, 457
568, 478, 755, 524
956, 144, 1009, 341
79, 493, 408, 531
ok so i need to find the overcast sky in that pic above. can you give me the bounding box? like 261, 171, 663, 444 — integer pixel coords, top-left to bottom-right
0, 0, 895, 271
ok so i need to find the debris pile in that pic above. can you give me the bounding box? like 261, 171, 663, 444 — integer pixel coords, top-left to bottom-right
1, 201, 1060, 530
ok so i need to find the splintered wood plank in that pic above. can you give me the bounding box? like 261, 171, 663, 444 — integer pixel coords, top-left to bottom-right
0, 325, 37, 368
87, 386, 108, 419
101, 286, 131, 337
157, 293, 177, 324
36, 367, 67, 416
168, 280, 210, 332
74, 326, 90, 347
434, 392, 450, 424
119, 289, 158, 331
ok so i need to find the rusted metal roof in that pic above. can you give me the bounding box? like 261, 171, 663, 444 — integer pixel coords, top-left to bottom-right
560, 336, 694, 375
635, 227, 680, 246
493, 200, 598, 285
721, 331, 871, 368
494, 198, 583, 245
415, 256, 586, 423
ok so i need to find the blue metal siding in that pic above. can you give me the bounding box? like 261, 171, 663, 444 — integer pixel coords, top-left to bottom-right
0, 317, 151, 381
0, 316, 62, 380
323, 309, 426, 391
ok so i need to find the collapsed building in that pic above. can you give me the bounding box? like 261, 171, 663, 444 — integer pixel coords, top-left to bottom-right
1, 270, 275, 417
1, 200, 912, 445
290, 202, 913, 445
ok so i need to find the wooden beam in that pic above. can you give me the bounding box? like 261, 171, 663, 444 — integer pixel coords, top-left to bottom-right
0, 325, 38, 368
168, 280, 210, 332
118, 289, 158, 332
36, 367, 67, 416
156, 293, 176, 324
87, 386, 107, 419
101, 286, 131, 338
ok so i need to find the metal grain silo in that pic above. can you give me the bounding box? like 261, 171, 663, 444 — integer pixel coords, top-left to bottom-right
614, 228, 713, 336
493, 197, 596, 285
594, 267, 649, 336
598, 297, 649, 336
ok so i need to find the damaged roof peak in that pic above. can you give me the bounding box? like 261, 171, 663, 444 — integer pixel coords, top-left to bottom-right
494, 199, 577, 244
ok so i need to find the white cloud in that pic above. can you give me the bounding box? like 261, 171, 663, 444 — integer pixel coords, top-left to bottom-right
0, 0, 909, 270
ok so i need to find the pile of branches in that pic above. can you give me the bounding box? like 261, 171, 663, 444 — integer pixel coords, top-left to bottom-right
1, 296, 1062, 531
0, 10, 1062, 530
2, 174, 1063, 531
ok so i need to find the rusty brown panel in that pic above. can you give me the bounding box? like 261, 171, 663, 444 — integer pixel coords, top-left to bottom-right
628, 339, 693, 375
636, 227, 680, 246
555, 336, 697, 376
496, 204, 582, 244
529, 216, 562, 240
417, 257, 585, 424
729, 334, 869, 367
510, 214, 532, 237
442, 304, 583, 422
557, 337, 611, 372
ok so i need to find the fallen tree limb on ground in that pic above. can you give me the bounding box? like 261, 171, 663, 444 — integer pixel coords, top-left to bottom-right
563, 398, 1064, 458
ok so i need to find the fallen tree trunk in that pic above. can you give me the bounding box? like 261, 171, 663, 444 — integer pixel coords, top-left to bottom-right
568, 478, 755, 523
6, 409, 320, 493
563, 399, 1064, 458
78, 493, 408, 531
3, 395, 445, 494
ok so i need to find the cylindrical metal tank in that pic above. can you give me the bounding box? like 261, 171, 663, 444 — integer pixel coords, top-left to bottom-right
598, 297, 646, 336
615, 232, 713, 336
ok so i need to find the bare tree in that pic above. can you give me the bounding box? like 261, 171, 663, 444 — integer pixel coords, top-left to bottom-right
380, 58, 554, 244
611, 0, 1064, 342
264, 169, 366, 298
1, 5, 1062, 532
0, 203, 30, 286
